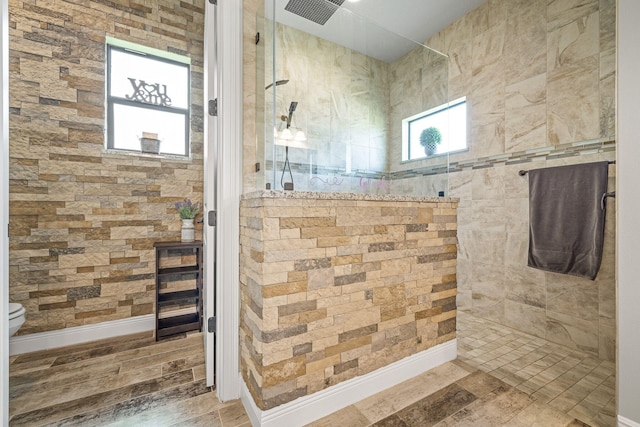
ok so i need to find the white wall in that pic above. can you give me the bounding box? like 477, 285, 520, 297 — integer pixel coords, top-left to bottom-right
617, 0, 640, 424
1, 0, 10, 422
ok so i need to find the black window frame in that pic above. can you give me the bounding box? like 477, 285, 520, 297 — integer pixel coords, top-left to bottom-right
106, 44, 191, 157
406, 98, 467, 161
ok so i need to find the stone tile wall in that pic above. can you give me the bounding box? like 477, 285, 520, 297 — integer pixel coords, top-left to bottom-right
239, 192, 458, 410
420, 0, 615, 159
264, 22, 391, 191
426, 0, 617, 361
249, 1, 447, 194
243, 0, 262, 194
8, 0, 205, 334
243, 0, 617, 361
453, 153, 616, 362
387, 40, 449, 175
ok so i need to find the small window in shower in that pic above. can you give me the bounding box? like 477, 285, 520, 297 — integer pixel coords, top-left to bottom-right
402, 97, 467, 161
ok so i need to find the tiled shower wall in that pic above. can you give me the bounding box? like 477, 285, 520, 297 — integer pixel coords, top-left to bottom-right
425, 0, 616, 361
453, 156, 616, 362
8, 0, 205, 334
261, 22, 391, 193
243, 0, 262, 194
251, 4, 450, 194
242, 0, 617, 361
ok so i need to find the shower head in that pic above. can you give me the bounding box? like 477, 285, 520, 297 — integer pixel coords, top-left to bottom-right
265, 79, 290, 90
281, 101, 299, 127
284, 0, 346, 26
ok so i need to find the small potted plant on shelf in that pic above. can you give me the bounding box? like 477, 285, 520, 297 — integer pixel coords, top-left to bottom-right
174, 198, 201, 242
420, 126, 442, 157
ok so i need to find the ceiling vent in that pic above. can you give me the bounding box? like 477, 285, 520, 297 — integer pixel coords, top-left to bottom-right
284, 0, 346, 26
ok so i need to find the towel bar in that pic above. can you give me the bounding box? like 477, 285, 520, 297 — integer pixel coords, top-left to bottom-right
601, 191, 616, 210
519, 160, 616, 176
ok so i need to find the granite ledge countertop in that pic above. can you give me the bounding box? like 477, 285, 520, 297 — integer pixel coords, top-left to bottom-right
241, 190, 459, 203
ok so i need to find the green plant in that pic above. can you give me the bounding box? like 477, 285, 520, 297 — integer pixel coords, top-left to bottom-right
419, 127, 442, 155
174, 198, 201, 219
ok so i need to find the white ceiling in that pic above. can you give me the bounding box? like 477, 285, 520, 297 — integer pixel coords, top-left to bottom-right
271, 0, 487, 62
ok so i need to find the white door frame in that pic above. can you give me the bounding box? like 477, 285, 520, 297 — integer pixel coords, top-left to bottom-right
1, 0, 10, 422
203, 0, 218, 389
213, 0, 242, 401
617, 1, 640, 424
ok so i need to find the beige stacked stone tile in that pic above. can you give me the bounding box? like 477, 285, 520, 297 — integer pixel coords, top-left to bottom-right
240, 193, 458, 410
8, 0, 205, 334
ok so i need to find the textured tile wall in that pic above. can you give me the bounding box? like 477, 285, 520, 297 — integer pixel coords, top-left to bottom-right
243, 0, 617, 361
388, 42, 449, 174
239, 193, 458, 410
453, 153, 616, 362
8, 0, 205, 334
261, 22, 390, 191
244, 0, 262, 194
426, 0, 617, 361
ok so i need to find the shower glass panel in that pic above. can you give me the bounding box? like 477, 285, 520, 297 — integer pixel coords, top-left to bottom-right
259, 0, 451, 196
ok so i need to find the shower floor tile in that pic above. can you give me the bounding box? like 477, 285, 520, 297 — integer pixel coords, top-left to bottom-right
456, 311, 615, 427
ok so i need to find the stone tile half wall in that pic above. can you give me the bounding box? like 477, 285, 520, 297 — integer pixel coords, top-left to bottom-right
239, 192, 458, 410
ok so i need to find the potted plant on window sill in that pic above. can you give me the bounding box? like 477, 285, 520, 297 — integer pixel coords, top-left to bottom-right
174, 198, 201, 242
420, 127, 442, 157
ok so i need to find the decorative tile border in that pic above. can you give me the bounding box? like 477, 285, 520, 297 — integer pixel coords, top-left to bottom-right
446, 137, 616, 175
265, 138, 616, 182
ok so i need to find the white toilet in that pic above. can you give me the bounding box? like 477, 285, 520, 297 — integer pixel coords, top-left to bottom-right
9, 302, 26, 337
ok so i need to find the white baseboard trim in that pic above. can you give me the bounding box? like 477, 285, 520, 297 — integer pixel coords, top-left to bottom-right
241, 339, 457, 427
619, 415, 640, 427
9, 314, 155, 356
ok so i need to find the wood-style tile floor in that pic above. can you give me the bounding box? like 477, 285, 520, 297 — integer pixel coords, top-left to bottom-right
9, 313, 615, 426
9, 331, 250, 426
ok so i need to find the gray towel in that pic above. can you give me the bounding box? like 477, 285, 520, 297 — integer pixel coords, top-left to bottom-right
527, 161, 609, 280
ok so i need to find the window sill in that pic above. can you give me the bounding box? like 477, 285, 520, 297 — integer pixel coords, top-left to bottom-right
103, 148, 193, 162
401, 147, 468, 165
